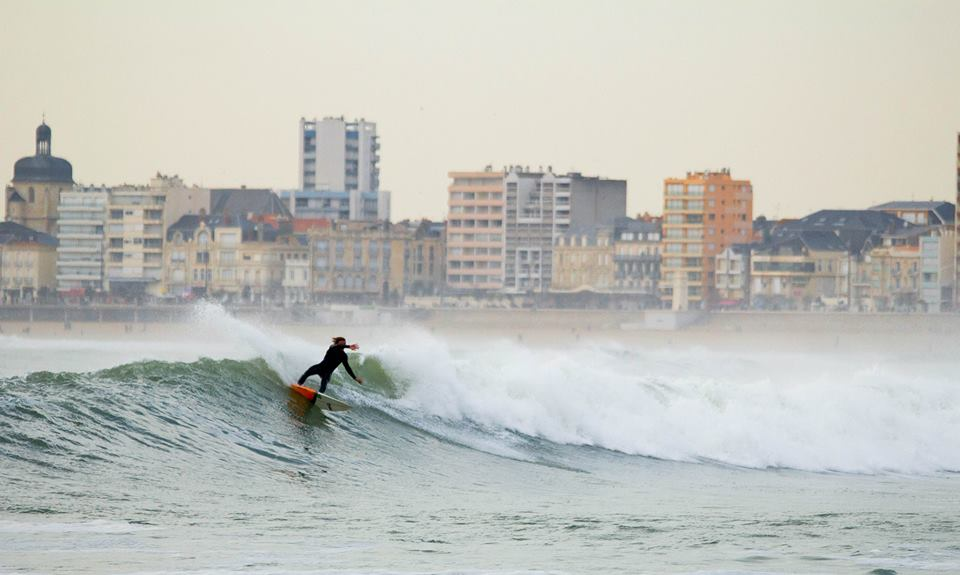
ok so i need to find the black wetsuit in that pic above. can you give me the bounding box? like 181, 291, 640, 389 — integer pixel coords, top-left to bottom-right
297, 344, 356, 393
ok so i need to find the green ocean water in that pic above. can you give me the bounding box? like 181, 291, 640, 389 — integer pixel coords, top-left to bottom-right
1, 308, 959, 574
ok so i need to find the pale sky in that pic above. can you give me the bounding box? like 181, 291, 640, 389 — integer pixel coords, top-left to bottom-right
1, 0, 959, 222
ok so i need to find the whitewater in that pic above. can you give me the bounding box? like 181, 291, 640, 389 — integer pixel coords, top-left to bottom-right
1, 303, 959, 574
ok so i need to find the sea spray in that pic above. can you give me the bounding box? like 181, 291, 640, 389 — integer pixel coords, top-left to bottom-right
4, 303, 959, 474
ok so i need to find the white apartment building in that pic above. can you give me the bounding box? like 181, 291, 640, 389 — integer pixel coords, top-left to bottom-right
296, 117, 388, 221
105, 174, 209, 297
56, 186, 107, 293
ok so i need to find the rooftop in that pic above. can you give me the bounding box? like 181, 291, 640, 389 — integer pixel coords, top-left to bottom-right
0, 221, 58, 247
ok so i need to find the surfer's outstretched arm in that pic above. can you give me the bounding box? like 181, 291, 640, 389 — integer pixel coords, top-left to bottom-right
341, 358, 363, 384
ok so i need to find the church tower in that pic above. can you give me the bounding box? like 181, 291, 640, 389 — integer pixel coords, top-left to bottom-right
6, 121, 74, 234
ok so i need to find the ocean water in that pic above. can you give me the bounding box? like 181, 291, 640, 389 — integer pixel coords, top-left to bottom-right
1, 304, 959, 575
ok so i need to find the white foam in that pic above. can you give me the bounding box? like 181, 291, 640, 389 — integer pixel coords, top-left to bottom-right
368, 329, 960, 474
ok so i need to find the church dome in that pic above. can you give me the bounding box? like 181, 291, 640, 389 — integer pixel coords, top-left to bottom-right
14, 156, 73, 183
12, 122, 73, 184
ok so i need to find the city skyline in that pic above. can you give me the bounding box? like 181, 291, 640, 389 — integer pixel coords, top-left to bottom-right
2, 0, 960, 222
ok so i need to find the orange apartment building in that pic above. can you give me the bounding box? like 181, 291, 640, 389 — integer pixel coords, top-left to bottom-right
660, 169, 753, 309
446, 168, 506, 291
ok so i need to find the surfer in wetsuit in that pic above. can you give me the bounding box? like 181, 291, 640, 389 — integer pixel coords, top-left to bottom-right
297, 336, 364, 394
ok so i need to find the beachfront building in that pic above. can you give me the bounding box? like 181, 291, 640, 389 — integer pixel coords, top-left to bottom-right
162, 215, 293, 303
920, 230, 955, 312
549, 217, 660, 309
399, 219, 445, 296
446, 168, 507, 292
750, 231, 849, 310
104, 175, 210, 298
288, 220, 406, 304
5, 121, 73, 236
714, 244, 751, 308
859, 225, 955, 312
612, 217, 661, 306
660, 169, 753, 310
294, 117, 389, 221
56, 186, 107, 296
552, 227, 616, 295
504, 168, 626, 294
0, 221, 58, 304
299, 117, 379, 194
769, 209, 913, 311
280, 236, 312, 307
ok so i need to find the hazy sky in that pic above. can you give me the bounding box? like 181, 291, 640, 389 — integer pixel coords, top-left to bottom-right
1, 0, 959, 221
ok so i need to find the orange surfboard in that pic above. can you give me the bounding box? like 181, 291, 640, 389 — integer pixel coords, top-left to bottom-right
289, 384, 351, 411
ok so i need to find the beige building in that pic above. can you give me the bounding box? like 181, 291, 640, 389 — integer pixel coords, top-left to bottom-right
283, 220, 407, 305
750, 231, 849, 310
446, 169, 506, 292
0, 222, 58, 303
859, 225, 955, 312
550, 217, 661, 308
106, 174, 210, 297
5, 122, 73, 235
552, 228, 615, 293
163, 216, 292, 303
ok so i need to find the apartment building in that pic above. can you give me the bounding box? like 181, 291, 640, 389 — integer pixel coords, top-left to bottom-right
56, 186, 107, 294
714, 244, 751, 307
859, 225, 955, 312
163, 215, 292, 303
105, 175, 209, 297
283, 220, 406, 305
612, 217, 660, 303
750, 231, 849, 310
399, 220, 445, 296
660, 169, 753, 309
550, 217, 660, 308
504, 169, 626, 293
446, 169, 506, 292
295, 117, 388, 221
551, 227, 616, 293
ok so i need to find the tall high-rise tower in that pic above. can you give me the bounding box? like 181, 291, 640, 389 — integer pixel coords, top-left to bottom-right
294, 117, 387, 221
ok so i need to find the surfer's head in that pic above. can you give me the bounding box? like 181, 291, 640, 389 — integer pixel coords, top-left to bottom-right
332, 336, 347, 345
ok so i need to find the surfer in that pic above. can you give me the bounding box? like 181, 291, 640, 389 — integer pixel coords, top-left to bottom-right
296, 336, 364, 395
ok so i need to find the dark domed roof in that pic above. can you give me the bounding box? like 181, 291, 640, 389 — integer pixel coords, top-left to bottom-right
14, 155, 73, 183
